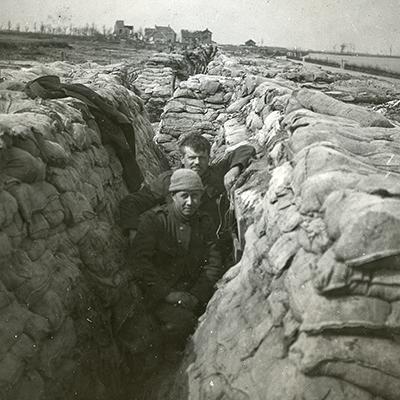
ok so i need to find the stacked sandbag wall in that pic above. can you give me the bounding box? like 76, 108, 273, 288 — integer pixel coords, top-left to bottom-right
132, 45, 218, 123
207, 52, 297, 78
156, 74, 239, 166
0, 61, 167, 400
170, 56, 400, 400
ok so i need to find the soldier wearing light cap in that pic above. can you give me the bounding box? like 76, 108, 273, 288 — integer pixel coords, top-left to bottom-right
127, 168, 222, 364
168, 168, 204, 219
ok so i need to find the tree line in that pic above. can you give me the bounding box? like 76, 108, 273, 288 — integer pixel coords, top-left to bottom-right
0, 21, 113, 37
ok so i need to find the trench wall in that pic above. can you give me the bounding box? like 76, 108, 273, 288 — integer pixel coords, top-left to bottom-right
2, 49, 399, 400
0, 60, 168, 399
169, 54, 400, 400
131, 45, 218, 122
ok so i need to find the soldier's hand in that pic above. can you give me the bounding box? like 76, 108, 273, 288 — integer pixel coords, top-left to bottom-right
128, 229, 137, 246
224, 166, 241, 194
165, 291, 199, 310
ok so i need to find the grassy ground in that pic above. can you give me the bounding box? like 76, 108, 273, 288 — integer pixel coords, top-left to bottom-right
0, 32, 154, 66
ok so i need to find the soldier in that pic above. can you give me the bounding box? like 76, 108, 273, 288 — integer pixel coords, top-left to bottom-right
129, 169, 222, 357
120, 133, 255, 261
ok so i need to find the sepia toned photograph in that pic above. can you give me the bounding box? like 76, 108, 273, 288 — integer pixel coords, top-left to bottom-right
0, 0, 400, 399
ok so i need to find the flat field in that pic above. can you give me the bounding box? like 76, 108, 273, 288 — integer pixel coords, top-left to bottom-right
0, 32, 154, 66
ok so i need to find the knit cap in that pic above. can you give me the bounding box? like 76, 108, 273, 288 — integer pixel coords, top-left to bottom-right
169, 169, 204, 192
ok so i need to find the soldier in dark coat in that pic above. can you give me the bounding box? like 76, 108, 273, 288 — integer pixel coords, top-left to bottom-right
129, 169, 222, 355
120, 134, 255, 270
120, 133, 255, 262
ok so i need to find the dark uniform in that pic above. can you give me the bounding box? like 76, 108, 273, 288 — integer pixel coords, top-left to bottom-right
129, 203, 222, 345
120, 144, 255, 261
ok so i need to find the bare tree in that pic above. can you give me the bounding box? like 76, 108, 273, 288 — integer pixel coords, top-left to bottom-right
340, 43, 346, 53
82, 23, 90, 36
40, 22, 45, 34
33, 22, 37, 32
89, 23, 97, 36
45, 24, 54, 34
7, 20, 12, 31
16, 23, 21, 32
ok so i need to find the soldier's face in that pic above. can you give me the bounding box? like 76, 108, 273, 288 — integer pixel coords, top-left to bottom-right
172, 190, 203, 217
181, 146, 209, 177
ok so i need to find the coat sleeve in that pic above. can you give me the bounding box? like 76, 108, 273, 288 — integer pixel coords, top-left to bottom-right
129, 212, 170, 304
190, 220, 223, 305
119, 171, 171, 230
216, 144, 256, 174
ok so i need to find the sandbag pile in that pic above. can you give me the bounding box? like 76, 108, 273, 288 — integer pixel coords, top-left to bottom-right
374, 99, 400, 123
278, 65, 400, 105
207, 53, 294, 78
132, 46, 218, 122
277, 63, 341, 83
224, 75, 296, 148
327, 76, 400, 104
170, 55, 400, 400
157, 74, 239, 166
131, 53, 182, 123
0, 62, 167, 399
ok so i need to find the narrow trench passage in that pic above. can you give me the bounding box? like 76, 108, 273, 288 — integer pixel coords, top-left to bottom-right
113, 50, 242, 400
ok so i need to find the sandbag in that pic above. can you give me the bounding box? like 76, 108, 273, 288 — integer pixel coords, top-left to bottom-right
301, 294, 393, 334
0, 189, 18, 228
4, 370, 44, 400
60, 191, 95, 225
38, 317, 76, 378
292, 144, 392, 193
291, 333, 400, 400
289, 122, 400, 157
0, 302, 28, 358
314, 248, 400, 302
31, 290, 66, 331
298, 170, 400, 213
293, 88, 394, 127
322, 190, 400, 264
41, 139, 70, 167
0, 147, 45, 183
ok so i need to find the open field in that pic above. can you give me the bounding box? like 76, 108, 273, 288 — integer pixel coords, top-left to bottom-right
305, 52, 400, 78
0, 32, 155, 66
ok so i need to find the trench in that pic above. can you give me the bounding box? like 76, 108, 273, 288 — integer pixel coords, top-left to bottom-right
1, 46, 400, 400
0, 45, 230, 400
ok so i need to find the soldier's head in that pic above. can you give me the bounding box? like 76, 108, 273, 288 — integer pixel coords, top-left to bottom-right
179, 134, 211, 177
169, 169, 204, 218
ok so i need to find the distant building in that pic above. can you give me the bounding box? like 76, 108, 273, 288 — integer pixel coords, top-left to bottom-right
181, 28, 212, 46
144, 25, 176, 44
114, 20, 134, 37
144, 27, 156, 39
245, 39, 256, 47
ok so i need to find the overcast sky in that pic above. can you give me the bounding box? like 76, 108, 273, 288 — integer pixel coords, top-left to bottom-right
2, 0, 399, 55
